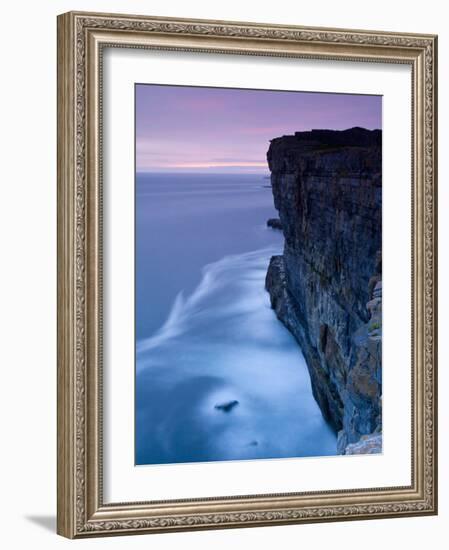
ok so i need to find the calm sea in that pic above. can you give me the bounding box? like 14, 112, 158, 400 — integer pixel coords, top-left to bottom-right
135, 172, 336, 465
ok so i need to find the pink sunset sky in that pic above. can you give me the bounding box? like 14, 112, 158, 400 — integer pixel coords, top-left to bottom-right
136, 84, 382, 174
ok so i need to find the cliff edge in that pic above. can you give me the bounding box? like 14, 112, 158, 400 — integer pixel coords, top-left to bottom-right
265, 127, 382, 454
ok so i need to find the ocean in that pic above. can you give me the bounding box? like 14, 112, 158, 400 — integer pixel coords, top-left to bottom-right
135, 172, 336, 465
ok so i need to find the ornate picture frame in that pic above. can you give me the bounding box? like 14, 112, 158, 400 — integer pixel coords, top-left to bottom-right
57, 11, 438, 538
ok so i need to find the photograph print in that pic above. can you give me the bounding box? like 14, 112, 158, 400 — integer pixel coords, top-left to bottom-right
135, 83, 382, 466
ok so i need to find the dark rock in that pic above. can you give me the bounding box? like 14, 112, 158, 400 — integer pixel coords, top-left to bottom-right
214, 400, 239, 413
267, 218, 283, 230
265, 127, 382, 453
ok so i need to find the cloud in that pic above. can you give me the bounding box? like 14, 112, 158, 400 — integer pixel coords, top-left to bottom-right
135, 86, 382, 172
169, 162, 267, 169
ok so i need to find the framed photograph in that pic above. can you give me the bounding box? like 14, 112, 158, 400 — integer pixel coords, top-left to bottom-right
57, 11, 438, 538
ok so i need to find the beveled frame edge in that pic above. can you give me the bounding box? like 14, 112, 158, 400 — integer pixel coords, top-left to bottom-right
56, 10, 438, 539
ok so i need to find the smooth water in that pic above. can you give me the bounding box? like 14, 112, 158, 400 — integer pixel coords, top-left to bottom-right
136, 173, 336, 465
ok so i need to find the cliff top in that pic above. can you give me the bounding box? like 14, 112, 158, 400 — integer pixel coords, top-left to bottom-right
269, 127, 381, 148
267, 127, 382, 174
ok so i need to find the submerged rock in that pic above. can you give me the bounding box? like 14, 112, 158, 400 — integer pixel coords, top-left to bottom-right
265, 127, 382, 453
214, 400, 239, 413
267, 218, 283, 230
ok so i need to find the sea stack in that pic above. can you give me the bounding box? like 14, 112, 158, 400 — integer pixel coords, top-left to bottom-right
265, 127, 382, 454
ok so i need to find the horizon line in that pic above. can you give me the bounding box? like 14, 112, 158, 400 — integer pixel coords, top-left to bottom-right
136, 170, 270, 175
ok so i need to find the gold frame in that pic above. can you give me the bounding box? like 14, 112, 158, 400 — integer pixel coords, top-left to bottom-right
57, 10, 438, 538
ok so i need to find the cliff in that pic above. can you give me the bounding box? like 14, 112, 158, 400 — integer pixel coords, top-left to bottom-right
265, 127, 382, 454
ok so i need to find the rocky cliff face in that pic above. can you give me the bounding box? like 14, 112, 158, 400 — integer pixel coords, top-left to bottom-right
265, 127, 382, 454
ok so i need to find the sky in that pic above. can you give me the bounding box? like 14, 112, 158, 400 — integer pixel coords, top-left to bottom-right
136, 84, 382, 174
